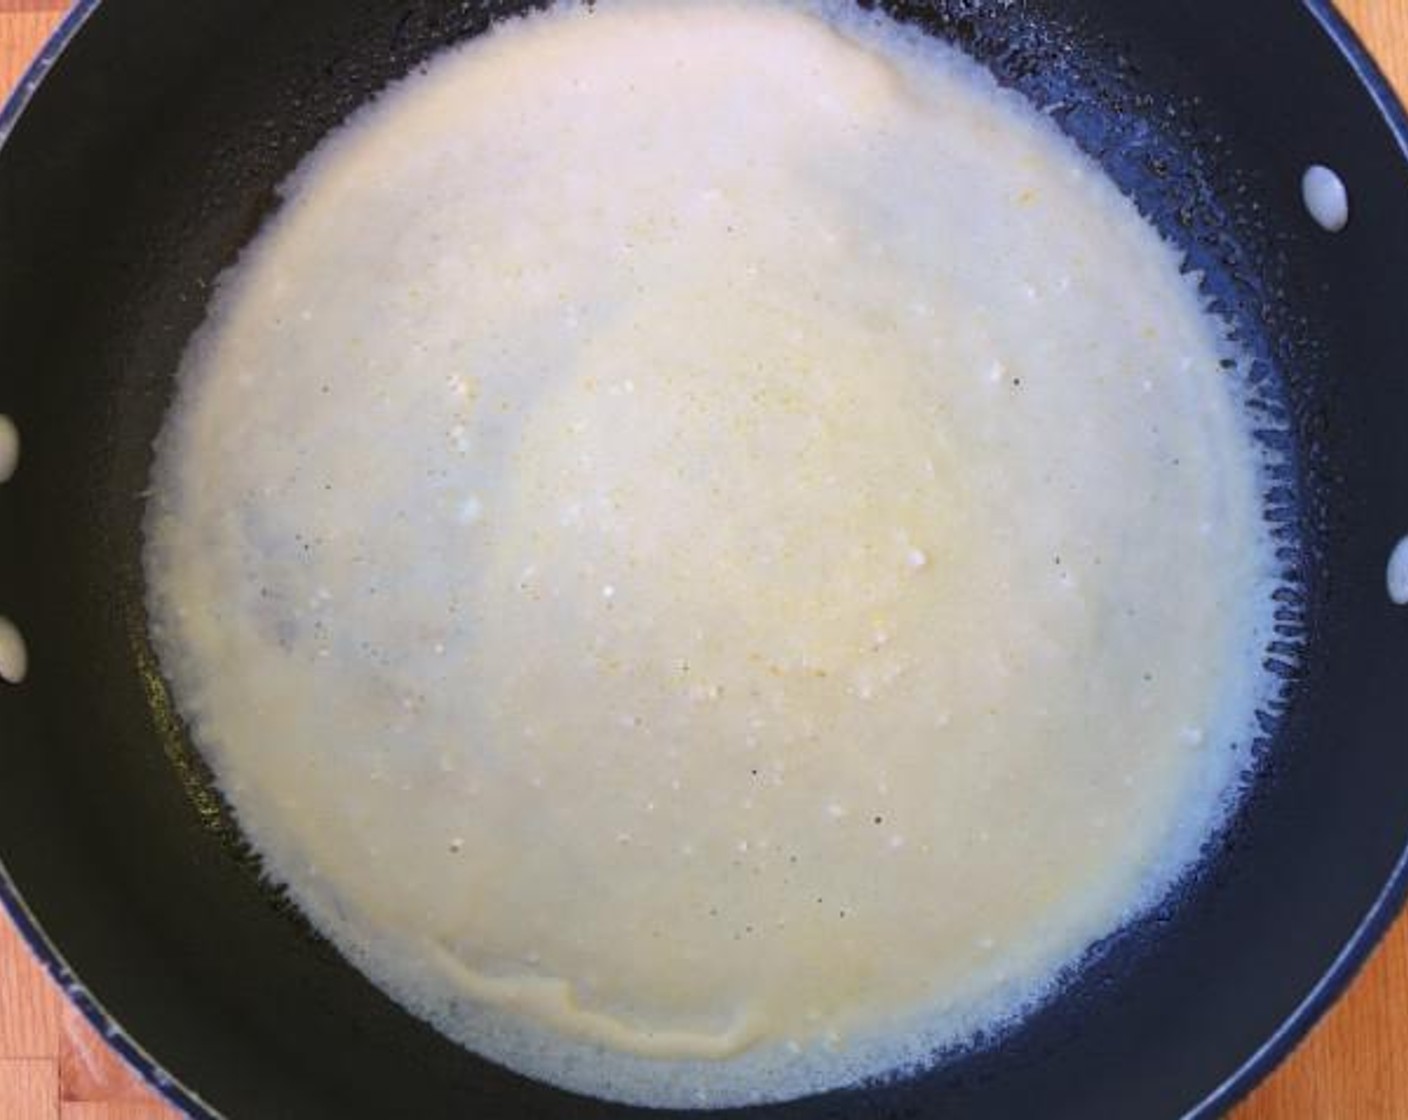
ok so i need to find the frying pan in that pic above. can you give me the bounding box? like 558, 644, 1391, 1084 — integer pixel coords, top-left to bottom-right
2, 0, 1407, 1116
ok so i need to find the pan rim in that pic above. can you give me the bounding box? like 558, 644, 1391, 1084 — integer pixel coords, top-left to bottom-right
0, 863, 216, 1119
2, 2, 1407, 1118
0, 0, 99, 149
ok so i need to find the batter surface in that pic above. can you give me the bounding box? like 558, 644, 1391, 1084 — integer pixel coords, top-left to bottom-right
145, 0, 1279, 1107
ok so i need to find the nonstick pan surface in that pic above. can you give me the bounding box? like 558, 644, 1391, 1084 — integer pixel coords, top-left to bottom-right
3, 1, 1408, 1117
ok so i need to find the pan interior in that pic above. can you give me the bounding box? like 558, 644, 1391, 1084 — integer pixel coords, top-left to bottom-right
2, 2, 1406, 1119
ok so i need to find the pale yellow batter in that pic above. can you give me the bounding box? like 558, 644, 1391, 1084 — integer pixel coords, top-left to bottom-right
144, 0, 1279, 1107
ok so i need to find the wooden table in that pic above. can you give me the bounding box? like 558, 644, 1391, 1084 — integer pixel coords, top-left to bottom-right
1, 2, 1406, 1117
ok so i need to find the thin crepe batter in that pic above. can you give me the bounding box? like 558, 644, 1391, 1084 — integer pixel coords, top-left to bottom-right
145, 0, 1281, 1107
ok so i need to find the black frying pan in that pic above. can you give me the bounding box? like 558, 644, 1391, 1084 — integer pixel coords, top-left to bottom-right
2, 1, 1407, 1117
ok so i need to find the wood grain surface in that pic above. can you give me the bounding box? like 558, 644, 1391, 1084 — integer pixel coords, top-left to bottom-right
0, 2, 1406, 1118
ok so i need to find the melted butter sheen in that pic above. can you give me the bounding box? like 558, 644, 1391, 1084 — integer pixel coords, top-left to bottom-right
145, 0, 1277, 1107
